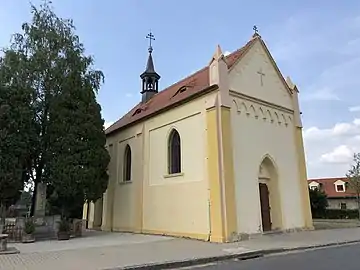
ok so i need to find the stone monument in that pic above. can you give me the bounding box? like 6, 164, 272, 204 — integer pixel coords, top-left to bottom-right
34, 183, 47, 223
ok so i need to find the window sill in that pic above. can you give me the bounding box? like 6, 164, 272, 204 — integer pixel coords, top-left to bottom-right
119, 180, 133, 185
164, 173, 184, 179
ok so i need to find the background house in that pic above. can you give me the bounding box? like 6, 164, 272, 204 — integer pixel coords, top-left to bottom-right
308, 178, 358, 210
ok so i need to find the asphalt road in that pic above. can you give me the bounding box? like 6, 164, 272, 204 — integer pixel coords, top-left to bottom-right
187, 243, 360, 270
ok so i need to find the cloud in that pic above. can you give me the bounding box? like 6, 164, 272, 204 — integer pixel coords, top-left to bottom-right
303, 118, 360, 177
349, 106, 360, 112
125, 93, 133, 98
104, 121, 114, 129
304, 118, 360, 141
320, 145, 354, 164
224, 51, 231, 56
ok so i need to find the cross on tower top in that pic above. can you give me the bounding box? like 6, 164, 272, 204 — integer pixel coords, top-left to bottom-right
253, 25, 259, 35
146, 31, 155, 53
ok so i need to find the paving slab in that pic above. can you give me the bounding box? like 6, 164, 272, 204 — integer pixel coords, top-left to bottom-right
1, 238, 256, 270
2, 227, 360, 270
11, 231, 173, 254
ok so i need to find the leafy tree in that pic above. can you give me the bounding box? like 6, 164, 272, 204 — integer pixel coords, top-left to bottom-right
309, 187, 328, 218
46, 73, 109, 218
46, 184, 84, 219
17, 190, 33, 210
6, 1, 109, 217
0, 49, 35, 222
346, 153, 360, 220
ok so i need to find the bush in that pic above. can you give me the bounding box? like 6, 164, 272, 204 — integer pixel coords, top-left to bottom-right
314, 209, 359, 219
24, 218, 35, 234
309, 188, 328, 218
57, 218, 71, 232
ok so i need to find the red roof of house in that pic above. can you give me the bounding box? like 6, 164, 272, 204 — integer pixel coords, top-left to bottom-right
308, 177, 356, 198
105, 36, 258, 136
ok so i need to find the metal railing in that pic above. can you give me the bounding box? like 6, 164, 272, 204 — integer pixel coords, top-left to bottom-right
3, 222, 23, 243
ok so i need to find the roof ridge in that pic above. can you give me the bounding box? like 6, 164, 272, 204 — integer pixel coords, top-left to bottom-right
308, 177, 347, 181
157, 38, 254, 95
141, 40, 255, 107
106, 36, 256, 135
134, 67, 209, 110
149, 66, 209, 99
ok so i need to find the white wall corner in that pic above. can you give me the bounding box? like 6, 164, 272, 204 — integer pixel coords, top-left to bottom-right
286, 76, 295, 90
286, 76, 302, 128
205, 91, 219, 110
209, 45, 231, 108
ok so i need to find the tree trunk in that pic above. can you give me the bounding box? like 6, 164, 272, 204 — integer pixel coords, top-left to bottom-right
30, 180, 38, 216
0, 204, 5, 233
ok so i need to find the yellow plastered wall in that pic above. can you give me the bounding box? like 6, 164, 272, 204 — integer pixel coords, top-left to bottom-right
205, 105, 237, 242
219, 107, 238, 239
102, 91, 220, 240
101, 144, 116, 231
206, 107, 224, 242
107, 123, 144, 233
82, 202, 88, 221
294, 127, 313, 228
142, 95, 211, 240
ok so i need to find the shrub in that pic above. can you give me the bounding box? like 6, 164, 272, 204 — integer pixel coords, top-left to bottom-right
24, 218, 35, 234
314, 209, 359, 219
326, 209, 359, 219
57, 218, 71, 232
309, 188, 328, 218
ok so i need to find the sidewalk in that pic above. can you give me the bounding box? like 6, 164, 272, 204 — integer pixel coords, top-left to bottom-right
1, 228, 360, 270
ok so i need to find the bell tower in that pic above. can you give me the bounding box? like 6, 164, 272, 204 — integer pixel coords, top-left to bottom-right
140, 31, 161, 103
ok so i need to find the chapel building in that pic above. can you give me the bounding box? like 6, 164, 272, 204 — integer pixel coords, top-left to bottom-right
83, 29, 313, 243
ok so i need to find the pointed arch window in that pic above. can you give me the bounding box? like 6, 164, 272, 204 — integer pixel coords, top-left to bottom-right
123, 145, 132, 182
168, 129, 181, 174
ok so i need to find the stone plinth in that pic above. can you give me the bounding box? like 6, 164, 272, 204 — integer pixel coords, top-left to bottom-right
0, 234, 8, 252
73, 219, 84, 237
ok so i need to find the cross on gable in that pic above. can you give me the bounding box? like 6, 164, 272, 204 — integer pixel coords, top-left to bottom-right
257, 68, 265, 86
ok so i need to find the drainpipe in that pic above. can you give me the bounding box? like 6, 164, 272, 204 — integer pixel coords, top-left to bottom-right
207, 197, 212, 241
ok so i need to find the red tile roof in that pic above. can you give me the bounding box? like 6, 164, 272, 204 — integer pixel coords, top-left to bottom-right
105, 37, 258, 136
308, 177, 356, 198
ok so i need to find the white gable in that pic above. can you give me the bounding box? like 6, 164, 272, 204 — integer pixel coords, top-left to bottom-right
309, 181, 319, 187
228, 40, 293, 110
334, 179, 345, 185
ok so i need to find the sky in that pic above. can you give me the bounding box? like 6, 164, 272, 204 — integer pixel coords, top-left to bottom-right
1, 0, 360, 179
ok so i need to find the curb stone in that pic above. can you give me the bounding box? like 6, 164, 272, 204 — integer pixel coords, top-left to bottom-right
262, 239, 360, 255
106, 250, 264, 270
106, 239, 360, 270
0, 247, 20, 255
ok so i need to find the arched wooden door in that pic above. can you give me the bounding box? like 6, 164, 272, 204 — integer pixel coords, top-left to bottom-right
259, 183, 272, 231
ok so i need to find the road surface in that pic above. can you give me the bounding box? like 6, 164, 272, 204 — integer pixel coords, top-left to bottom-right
184, 243, 360, 270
